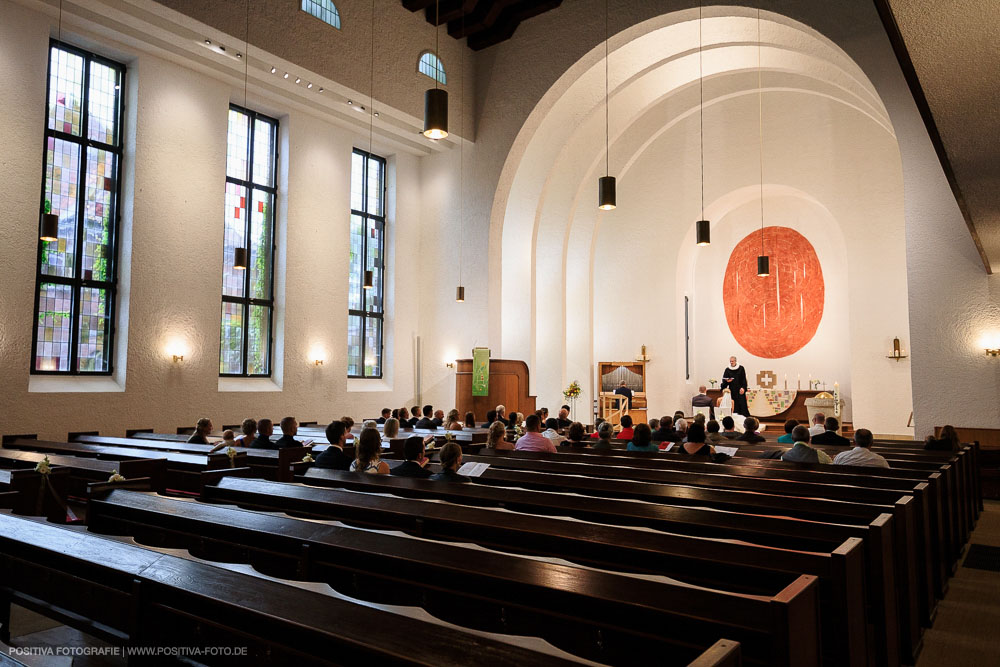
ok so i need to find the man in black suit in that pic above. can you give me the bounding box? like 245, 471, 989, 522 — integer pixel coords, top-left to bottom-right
273, 416, 303, 449
415, 405, 437, 430
376, 408, 391, 424
250, 418, 276, 449
613, 381, 633, 408
391, 437, 433, 478
431, 409, 445, 427
545, 407, 572, 430
313, 421, 351, 470
811, 417, 852, 447
691, 385, 714, 419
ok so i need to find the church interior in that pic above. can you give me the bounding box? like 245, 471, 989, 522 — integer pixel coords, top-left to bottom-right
0, 0, 998, 664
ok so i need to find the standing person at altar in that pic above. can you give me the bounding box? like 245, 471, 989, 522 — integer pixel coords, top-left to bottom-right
721, 356, 749, 416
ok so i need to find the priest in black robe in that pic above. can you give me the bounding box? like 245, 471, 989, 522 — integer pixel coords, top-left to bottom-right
721, 356, 749, 417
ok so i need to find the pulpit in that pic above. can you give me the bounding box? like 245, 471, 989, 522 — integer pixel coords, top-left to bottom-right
598, 361, 647, 425
455, 359, 536, 422
805, 393, 845, 433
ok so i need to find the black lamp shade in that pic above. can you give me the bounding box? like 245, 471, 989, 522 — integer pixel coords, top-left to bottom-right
757, 255, 770, 277
363, 269, 374, 289
696, 219, 710, 245
423, 88, 449, 139
456, 285, 465, 302
40, 213, 59, 242
234, 247, 248, 270
598, 176, 616, 210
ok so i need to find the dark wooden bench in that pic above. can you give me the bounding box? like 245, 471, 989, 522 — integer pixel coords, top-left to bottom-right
212, 475, 871, 666
0, 448, 166, 495
0, 468, 70, 522
89, 490, 807, 665
0, 514, 592, 666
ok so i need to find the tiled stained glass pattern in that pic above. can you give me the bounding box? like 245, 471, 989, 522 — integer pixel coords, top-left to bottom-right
47, 47, 84, 136
35, 283, 73, 371
35, 44, 123, 374
348, 149, 385, 378
301, 0, 341, 29
220, 106, 277, 375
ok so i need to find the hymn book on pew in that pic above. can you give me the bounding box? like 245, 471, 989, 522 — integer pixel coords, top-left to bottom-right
457, 462, 490, 477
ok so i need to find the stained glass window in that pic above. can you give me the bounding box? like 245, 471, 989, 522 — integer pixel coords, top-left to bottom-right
33, 42, 124, 374
301, 0, 341, 29
349, 148, 385, 378
418, 52, 446, 86
220, 106, 277, 376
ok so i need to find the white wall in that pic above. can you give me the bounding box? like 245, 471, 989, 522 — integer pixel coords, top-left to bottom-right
0, 0, 425, 439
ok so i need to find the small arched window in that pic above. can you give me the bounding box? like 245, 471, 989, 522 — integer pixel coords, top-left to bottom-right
301, 0, 341, 30
418, 51, 446, 85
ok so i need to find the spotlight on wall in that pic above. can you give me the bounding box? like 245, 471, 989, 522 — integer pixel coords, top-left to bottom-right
318, 87, 324, 93
987, 349, 1000, 357
446, 362, 455, 369
270, 66, 276, 74
307, 82, 313, 89
173, 354, 184, 363
314, 359, 324, 366
295, 77, 301, 84
283, 72, 289, 79
234, 247, 247, 270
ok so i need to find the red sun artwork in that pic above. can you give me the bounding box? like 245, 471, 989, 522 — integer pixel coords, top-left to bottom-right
723, 226, 824, 358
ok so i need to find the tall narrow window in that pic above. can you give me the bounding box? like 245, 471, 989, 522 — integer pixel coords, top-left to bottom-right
220, 105, 278, 377
348, 149, 385, 378
33, 42, 125, 374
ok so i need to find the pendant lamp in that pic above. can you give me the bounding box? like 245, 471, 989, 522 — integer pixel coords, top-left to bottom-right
456, 8, 466, 303
234, 246, 248, 270
755, 7, 769, 277
363, 269, 374, 289
597, 0, 615, 210
694, 3, 710, 246
40, 0, 66, 242
422, 0, 448, 139
455, 285, 465, 302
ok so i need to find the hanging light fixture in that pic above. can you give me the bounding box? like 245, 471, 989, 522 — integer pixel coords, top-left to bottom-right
456, 7, 466, 303
695, 2, 710, 246
233, 0, 252, 272
422, 0, 448, 139
41, 0, 66, 242
363, 0, 377, 293
597, 0, 615, 210
755, 6, 769, 277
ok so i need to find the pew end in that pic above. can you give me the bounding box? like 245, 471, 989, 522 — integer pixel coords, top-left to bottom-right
1, 435, 37, 447
86, 477, 153, 498
688, 639, 742, 667
125, 428, 154, 437
199, 467, 253, 495
67, 431, 100, 441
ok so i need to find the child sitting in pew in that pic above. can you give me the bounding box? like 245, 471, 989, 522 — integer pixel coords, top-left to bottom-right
429, 442, 470, 483
351, 429, 389, 475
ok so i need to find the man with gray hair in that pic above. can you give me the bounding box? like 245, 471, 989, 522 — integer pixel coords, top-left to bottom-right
808, 412, 826, 437
780, 425, 832, 463
833, 429, 889, 468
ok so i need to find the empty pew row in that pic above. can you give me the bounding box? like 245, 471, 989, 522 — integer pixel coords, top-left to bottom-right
0, 448, 164, 497
215, 474, 863, 666
0, 513, 602, 666
87, 490, 770, 665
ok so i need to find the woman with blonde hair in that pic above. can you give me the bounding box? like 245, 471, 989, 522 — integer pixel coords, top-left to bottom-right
444, 409, 464, 430
382, 417, 400, 439
486, 421, 513, 450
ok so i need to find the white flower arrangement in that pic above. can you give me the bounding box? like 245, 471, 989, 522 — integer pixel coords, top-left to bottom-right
108, 469, 126, 483
301, 453, 315, 463
226, 446, 238, 460
708, 378, 718, 388
34, 456, 52, 475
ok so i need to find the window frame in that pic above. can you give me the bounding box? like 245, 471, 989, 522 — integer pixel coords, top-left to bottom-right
349, 148, 386, 379
417, 51, 447, 86
219, 104, 279, 378
301, 0, 342, 30
31, 40, 126, 376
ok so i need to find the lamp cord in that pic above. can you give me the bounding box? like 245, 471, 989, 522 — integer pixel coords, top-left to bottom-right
435, 0, 440, 90
57, 0, 63, 41
243, 0, 250, 108
369, 0, 375, 157
605, 0, 609, 177
458, 8, 465, 287
757, 6, 764, 254
699, 1, 704, 220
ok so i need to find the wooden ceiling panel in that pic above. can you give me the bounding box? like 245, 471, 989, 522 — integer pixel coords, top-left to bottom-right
403, 0, 564, 50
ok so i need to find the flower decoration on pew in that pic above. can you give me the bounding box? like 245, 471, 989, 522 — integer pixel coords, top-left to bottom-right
562, 380, 582, 399
34, 456, 52, 475
226, 447, 238, 461
108, 469, 126, 483
444, 432, 454, 443
301, 453, 314, 463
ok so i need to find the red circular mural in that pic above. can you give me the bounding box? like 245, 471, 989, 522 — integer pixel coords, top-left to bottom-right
723, 226, 824, 358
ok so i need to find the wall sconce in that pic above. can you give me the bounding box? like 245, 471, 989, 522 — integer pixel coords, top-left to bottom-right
987, 349, 1000, 358
172, 354, 184, 363
886, 337, 908, 361
446, 362, 455, 369
314, 359, 324, 366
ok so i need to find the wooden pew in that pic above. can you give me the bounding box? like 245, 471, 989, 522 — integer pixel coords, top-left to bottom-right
4, 439, 249, 495
0, 448, 166, 495
0, 469, 70, 523
210, 476, 870, 666
89, 490, 815, 665
0, 514, 591, 665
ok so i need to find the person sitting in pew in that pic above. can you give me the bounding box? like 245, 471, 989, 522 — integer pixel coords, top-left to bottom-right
674, 418, 687, 441
676, 423, 715, 456
444, 409, 464, 430
351, 429, 390, 475
924, 424, 960, 452
376, 408, 391, 424
811, 417, 851, 447
432, 409, 446, 427
484, 409, 498, 426
313, 421, 352, 470
236, 418, 257, 445
617, 415, 635, 441
221, 430, 237, 447
187, 417, 213, 444
398, 406, 410, 426
589, 417, 605, 439
249, 418, 275, 449
505, 413, 522, 442
391, 437, 432, 478
626, 423, 657, 452
383, 418, 400, 440
429, 442, 470, 483
363, 420, 379, 431
652, 416, 681, 443
808, 412, 826, 437
780, 425, 833, 463
592, 421, 615, 451
648, 418, 660, 432
545, 407, 572, 430
486, 421, 513, 450
777, 419, 798, 444
705, 419, 724, 444
515, 414, 557, 453
410, 405, 421, 427
274, 417, 306, 448
342, 416, 356, 430
737, 417, 766, 443
537, 407, 550, 427
415, 405, 438, 430
495, 405, 509, 427
464, 411, 477, 429
720, 416, 740, 439
833, 429, 889, 468
564, 422, 588, 447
